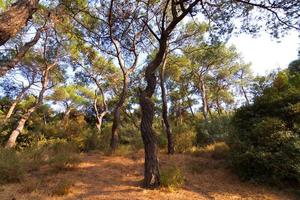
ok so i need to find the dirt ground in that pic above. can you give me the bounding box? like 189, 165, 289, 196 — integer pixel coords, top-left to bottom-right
0, 151, 297, 200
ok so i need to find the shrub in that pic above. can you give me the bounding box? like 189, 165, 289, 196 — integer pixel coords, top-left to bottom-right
229, 86, 300, 187
196, 114, 233, 146
173, 125, 196, 153
191, 142, 229, 160
160, 165, 185, 189
211, 142, 230, 159
46, 139, 80, 171
0, 148, 24, 184
22, 144, 47, 171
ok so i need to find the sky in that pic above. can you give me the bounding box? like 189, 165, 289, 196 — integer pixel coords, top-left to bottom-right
228, 31, 299, 75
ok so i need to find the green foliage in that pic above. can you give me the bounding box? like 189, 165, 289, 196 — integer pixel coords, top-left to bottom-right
196, 114, 233, 146
46, 139, 80, 171
0, 148, 24, 184
210, 142, 230, 160
229, 68, 300, 186
173, 124, 196, 153
160, 165, 185, 189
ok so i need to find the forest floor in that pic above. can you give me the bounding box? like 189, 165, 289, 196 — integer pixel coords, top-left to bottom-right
0, 150, 297, 200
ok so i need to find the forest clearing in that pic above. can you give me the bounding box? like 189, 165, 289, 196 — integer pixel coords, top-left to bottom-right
0, 149, 297, 200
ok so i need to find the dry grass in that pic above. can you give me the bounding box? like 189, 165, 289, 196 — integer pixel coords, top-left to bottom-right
0, 149, 297, 200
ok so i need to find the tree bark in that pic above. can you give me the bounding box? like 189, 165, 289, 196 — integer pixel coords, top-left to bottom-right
159, 54, 174, 154
4, 99, 19, 123
110, 74, 128, 150
0, 0, 39, 46
139, 0, 201, 188
241, 86, 250, 105
199, 77, 208, 121
93, 87, 108, 133
139, 34, 168, 188
5, 61, 55, 148
0, 27, 42, 76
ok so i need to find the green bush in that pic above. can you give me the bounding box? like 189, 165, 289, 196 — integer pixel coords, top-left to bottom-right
46, 139, 80, 170
22, 144, 47, 171
0, 148, 24, 184
196, 114, 233, 146
229, 68, 300, 187
211, 142, 230, 159
173, 124, 196, 153
161, 165, 185, 189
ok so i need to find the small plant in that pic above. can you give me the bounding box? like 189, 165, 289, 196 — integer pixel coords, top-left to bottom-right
47, 139, 80, 171
211, 142, 229, 160
173, 125, 196, 153
51, 179, 73, 196
0, 148, 24, 184
22, 145, 47, 171
160, 165, 185, 189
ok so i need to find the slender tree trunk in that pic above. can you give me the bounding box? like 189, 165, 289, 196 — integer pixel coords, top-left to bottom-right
216, 96, 223, 116
159, 53, 174, 154
5, 61, 54, 148
122, 108, 139, 130
62, 107, 72, 126
4, 100, 19, 122
187, 96, 195, 118
5, 106, 36, 148
110, 74, 128, 150
199, 78, 208, 121
93, 92, 108, 133
0, 0, 39, 46
241, 86, 250, 105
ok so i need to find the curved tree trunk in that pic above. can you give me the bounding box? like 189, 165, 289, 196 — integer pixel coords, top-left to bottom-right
139, 37, 167, 188
110, 74, 128, 150
5, 61, 55, 148
4, 84, 33, 122
159, 54, 174, 154
4, 99, 19, 123
5, 106, 37, 148
0, 0, 39, 46
94, 87, 108, 133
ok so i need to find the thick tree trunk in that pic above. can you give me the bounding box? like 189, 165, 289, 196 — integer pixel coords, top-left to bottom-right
110, 75, 128, 150
140, 91, 160, 188
0, 0, 39, 46
138, 0, 200, 188
159, 55, 174, 154
139, 37, 167, 188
